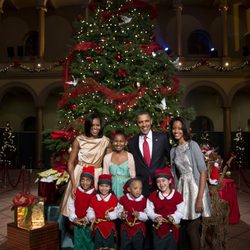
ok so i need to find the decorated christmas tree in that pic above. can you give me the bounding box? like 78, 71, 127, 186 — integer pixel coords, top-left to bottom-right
233, 128, 247, 168
0, 121, 16, 165
44, 0, 194, 165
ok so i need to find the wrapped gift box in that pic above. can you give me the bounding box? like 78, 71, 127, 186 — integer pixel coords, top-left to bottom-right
7, 222, 59, 250
15, 200, 45, 230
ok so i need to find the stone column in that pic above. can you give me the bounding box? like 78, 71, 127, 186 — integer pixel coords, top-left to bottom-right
173, 0, 183, 57
246, 8, 250, 34
219, 0, 229, 58
223, 106, 231, 160
0, 0, 4, 18
233, 3, 240, 52
36, 106, 44, 168
37, 0, 47, 59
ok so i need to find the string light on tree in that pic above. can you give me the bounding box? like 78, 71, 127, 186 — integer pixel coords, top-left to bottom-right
0, 121, 16, 165
233, 128, 247, 168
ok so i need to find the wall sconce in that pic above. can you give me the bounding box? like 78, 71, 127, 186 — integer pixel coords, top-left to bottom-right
164, 47, 172, 55
210, 47, 218, 58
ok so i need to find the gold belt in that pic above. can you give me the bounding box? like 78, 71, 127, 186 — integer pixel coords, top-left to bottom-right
78, 161, 101, 168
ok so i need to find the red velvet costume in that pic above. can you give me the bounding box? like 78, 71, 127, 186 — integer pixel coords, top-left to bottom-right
119, 195, 147, 238
74, 188, 96, 219
89, 194, 118, 239
148, 190, 183, 239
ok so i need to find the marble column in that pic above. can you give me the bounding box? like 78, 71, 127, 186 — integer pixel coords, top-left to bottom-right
36, 106, 44, 168
223, 106, 231, 160
173, 0, 183, 57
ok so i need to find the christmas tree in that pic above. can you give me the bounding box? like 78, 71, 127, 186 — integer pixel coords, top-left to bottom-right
0, 121, 16, 165
233, 128, 247, 168
44, 0, 194, 155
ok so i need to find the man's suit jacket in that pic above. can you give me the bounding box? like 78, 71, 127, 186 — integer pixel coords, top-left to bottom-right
128, 131, 171, 197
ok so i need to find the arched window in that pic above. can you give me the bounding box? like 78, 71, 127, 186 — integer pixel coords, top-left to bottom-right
24, 31, 38, 57
188, 30, 212, 55
21, 116, 36, 131
190, 116, 214, 132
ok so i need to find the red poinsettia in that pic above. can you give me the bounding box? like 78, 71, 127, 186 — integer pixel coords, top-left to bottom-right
50, 130, 74, 141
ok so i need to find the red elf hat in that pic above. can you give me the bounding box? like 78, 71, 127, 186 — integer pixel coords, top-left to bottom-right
155, 167, 173, 180
98, 174, 112, 185
80, 166, 95, 182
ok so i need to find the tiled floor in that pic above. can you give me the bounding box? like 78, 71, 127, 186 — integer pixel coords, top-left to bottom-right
0, 169, 250, 250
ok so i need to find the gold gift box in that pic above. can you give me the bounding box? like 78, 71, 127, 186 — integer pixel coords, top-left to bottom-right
15, 200, 45, 230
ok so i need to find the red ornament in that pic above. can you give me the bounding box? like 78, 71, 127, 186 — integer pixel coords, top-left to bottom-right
96, 46, 104, 53
85, 56, 93, 63
116, 104, 125, 111
160, 116, 171, 131
115, 52, 123, 62
70, 104, 77, 110
118, 69, 128, 78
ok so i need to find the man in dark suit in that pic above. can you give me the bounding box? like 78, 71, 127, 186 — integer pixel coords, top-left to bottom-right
128, 110, 171, 197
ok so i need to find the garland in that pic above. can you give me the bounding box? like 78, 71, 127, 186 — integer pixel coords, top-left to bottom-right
0, 58, 248, 74
0, 60, 64, 73
99, 0, 157, 20
178, 58, 249, 72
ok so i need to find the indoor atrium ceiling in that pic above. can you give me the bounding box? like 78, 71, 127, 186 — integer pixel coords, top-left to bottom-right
1, 0, 250, 12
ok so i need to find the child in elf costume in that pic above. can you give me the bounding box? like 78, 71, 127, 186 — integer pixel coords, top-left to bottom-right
67, 166, 96, 250
146, 167, 184, 250
117, 178, 148, 250
87, 174, 118, 250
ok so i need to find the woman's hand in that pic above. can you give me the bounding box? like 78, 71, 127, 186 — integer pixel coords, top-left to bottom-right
195, 198, 203, 213
71, 186, 76, 199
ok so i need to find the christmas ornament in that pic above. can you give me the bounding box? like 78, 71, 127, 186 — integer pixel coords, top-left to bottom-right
85, 56, 93, 63
209, 162, 220, 185
96, 46, 104, 54
156, 97, 167, 110
170, 57, 180, 69
119, 15, 132, 25
118, 69, 128, 77
115, 52, 123, 62
66, 76, 78, 86
70, 104, 77, 110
